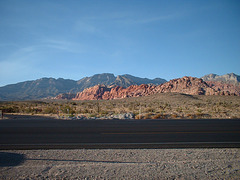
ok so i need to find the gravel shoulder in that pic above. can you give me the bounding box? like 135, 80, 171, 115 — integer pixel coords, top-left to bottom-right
0, 148, 240, 179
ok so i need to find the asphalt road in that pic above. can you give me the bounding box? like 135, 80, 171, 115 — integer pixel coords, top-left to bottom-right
0, 115, 240, 149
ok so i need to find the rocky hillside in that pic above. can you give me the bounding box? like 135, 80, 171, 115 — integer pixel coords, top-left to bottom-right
72, 76, 240, 100
0, 73, 166, 100
205, 81, 240, 96
53, 93, 77, 100
202, 73, 240, 84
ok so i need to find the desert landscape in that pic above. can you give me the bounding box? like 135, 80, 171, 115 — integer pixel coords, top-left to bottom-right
1, 0, 240, 179
1, 74, 240, 120
1, 92, 240, 120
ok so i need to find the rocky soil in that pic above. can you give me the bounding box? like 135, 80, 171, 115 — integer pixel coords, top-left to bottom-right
0, 149, 239, 179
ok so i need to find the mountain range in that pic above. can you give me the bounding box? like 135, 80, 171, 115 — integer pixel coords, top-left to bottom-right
0, 73, 239, 101
0, 73, 166, 100
73, 76, 240, 101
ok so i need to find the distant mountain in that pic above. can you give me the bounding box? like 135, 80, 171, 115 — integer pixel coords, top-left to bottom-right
76, 73, 166, 90
0, 73, 167, 100
77, 73, 116, 90
0, 78, 78, 101
201, 73, 240, 84
113, 74, 165, 87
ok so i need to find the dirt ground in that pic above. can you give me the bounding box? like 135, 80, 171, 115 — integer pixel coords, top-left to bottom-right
1, 148, 239, 179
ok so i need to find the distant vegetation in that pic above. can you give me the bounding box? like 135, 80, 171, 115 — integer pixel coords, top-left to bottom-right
1, 93, 240, 119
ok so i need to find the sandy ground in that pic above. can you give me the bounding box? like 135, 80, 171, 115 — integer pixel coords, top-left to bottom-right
0, 148, 240, 179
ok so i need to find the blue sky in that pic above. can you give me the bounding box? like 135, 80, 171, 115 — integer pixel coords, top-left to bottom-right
0, 0, 240, 87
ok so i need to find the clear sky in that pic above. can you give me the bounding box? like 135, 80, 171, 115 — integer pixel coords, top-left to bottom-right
0, 0, 240, 87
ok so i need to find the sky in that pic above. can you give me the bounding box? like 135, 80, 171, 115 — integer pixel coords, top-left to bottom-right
0, 0, 240, 87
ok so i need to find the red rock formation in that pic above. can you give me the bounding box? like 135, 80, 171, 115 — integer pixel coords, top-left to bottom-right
102, 84, 157, 100
73, 85, 111, 100
72, 84, 158, 100
67, 77, 240, 101
156, 76, 217, 95
205, 81, 240, 96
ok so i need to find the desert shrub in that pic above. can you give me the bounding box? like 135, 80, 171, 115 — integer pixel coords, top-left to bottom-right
152, 114, 162, 119
2, 106, 19, 113
82, 108, 89, 113
230, 115, 239, 119
152, 113, 168, 119
176, 107, 182, 113
25, 107, 34, 113
194, 103, 202, 108
61, 105, 75, 114
106, 104, 114, 110
135, 114, 143, 119
186, 114, 195, 119
145, 107, 154, 113
162, 114, 168, 119
99, 110, 108, 115
144, 113, 152, 119
195, 113, 204, 118
43, 107, 56, 114
89, 113, 97, 117
171, 114, 178, 119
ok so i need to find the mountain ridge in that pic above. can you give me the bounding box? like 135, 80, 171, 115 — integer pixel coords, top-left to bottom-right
0, 73, 167, 100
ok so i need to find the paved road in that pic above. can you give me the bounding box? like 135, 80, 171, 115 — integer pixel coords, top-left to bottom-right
0, 115, 240, 149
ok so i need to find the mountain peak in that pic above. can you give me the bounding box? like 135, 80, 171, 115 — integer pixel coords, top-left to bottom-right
201, 73, 240, 84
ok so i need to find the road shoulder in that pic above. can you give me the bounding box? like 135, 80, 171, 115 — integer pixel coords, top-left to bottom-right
1, 148, 239, 179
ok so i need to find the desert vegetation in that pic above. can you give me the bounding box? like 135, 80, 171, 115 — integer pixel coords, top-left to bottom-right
1, 92, 240, 119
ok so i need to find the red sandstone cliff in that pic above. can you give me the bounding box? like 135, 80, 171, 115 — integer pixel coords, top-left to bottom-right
73, 84, 157, 100
73, 85, 111, 100
71, 76, 239, 100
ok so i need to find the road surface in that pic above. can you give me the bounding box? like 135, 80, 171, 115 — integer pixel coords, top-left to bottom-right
0, 115, 240, 149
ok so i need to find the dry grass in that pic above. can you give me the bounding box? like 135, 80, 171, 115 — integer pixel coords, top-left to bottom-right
1, 92, 240, 119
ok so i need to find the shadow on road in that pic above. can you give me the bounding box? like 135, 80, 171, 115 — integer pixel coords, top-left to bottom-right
0, 152, 26, 167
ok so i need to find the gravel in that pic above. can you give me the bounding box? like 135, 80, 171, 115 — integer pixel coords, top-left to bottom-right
0, 148, 240, 179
